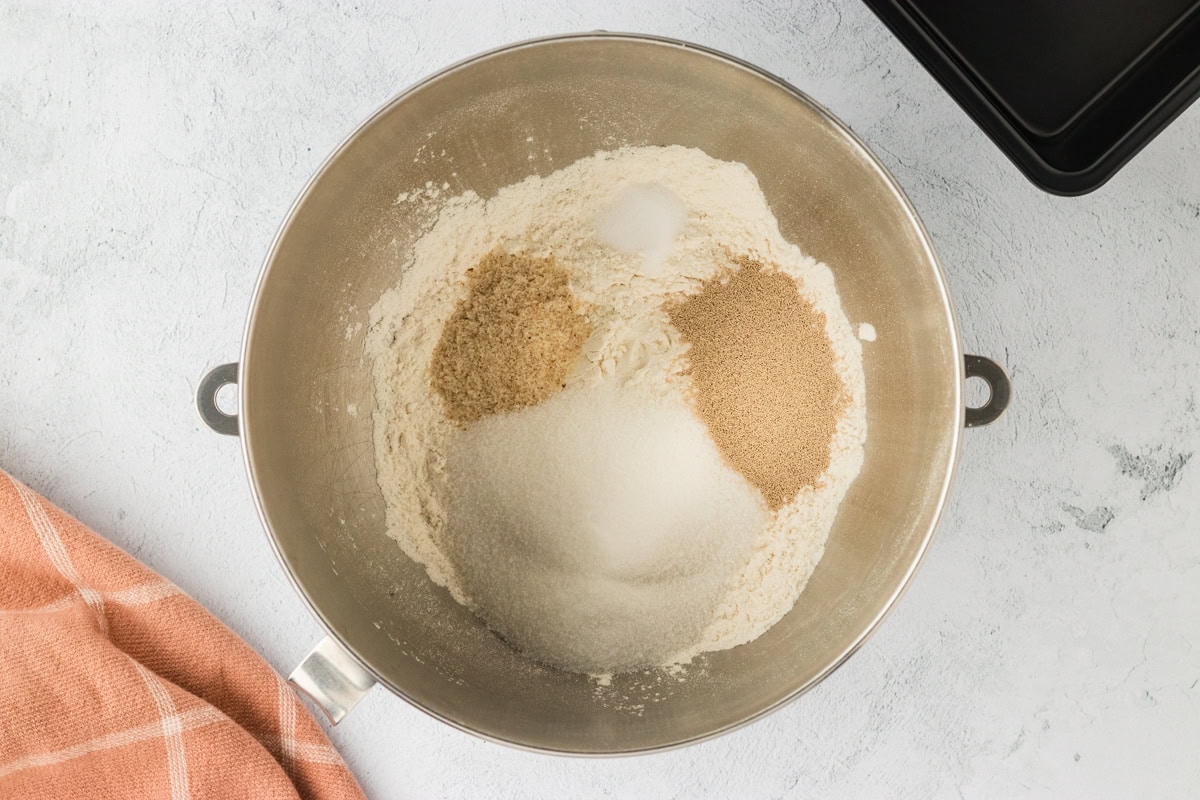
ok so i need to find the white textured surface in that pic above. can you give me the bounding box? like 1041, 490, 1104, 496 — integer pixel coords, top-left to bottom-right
2, 2, 1198, 797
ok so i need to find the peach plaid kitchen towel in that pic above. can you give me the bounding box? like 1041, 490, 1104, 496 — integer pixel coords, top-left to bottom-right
0, 470, 367, 800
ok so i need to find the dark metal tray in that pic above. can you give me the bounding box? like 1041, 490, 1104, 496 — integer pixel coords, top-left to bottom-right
863, 0, 1200, 194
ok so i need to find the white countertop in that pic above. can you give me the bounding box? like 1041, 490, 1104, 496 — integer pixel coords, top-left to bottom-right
3, 2, 1198, 798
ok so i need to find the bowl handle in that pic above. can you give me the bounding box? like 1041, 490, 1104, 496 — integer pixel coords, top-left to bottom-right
964, 354, 1011, 428
197, 362, 239, 436
289, 636, 377, 724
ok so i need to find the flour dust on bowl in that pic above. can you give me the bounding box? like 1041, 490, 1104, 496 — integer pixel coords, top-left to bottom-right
196, 33, 1010, 754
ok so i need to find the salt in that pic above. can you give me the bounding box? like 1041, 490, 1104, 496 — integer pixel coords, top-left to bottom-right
443, 386, 766, 673
593, 183, 686, 276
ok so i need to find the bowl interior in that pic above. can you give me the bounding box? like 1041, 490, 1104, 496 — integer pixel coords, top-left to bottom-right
241, 35, 961, 753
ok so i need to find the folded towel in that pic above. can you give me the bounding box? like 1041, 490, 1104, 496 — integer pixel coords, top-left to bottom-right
0, 470, 366, 800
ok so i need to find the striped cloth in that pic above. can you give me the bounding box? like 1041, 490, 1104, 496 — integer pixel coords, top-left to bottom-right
0, 470, 366, 800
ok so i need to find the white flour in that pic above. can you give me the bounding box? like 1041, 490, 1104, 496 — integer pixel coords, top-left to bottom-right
366, 145, 867, 668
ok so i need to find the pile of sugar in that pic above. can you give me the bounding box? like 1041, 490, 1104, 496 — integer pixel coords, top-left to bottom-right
444, 386, 765, 673
367, 145, 867, 671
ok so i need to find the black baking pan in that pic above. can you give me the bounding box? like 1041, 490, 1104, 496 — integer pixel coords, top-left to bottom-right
863, 0, 1200, 194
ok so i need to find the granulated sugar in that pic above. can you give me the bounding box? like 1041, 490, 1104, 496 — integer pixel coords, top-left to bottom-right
444, 386, 765, 673
367, 145, 867, 672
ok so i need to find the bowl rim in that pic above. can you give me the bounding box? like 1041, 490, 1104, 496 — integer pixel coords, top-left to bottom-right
239, 30, 965, 756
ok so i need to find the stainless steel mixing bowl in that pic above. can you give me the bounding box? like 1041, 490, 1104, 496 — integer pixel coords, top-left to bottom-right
197, 33, 1010, 754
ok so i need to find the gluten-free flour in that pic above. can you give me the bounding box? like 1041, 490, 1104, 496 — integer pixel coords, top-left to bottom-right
366, 145, 867, 674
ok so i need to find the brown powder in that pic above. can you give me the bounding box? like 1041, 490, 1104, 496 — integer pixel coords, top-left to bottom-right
431, 250, 591, 423
667, 255, 846, 510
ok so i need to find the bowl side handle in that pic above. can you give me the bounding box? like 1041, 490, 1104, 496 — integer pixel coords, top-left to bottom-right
964, 354, 1011, 428
197, 362, 240, 436
288, 636, 377, 725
